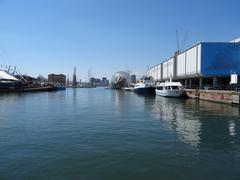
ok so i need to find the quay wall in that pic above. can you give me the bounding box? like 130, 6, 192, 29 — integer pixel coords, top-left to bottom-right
184, 89, 240, 105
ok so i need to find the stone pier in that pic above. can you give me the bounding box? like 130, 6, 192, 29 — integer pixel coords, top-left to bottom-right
184, 89, 240, 105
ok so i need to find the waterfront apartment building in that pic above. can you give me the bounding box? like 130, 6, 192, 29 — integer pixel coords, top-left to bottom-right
48, 74, 66, 85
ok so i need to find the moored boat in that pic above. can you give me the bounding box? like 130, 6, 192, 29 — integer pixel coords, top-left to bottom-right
0, 69, 24, 91
134, 76, 155, 94
0, 68, 58, 93
124, 87, 134, 92
155, 79, 183, 97
56, 85, 66, 90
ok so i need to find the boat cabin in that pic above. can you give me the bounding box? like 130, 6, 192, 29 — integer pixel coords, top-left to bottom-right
156, 82, 183, 90
138, 76, 153, 83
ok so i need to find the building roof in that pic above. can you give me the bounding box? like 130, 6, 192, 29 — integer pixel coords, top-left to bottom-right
0, 70, 19, 81
148, 40, 240, 71
48, 74, 66, 76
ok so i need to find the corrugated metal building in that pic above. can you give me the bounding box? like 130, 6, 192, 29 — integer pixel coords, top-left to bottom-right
147, 42, 240, 89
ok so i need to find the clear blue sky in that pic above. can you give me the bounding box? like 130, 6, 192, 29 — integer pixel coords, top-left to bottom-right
0, 0, 239, 81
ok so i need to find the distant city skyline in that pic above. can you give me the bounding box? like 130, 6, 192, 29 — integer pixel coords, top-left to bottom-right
0, 0, 240, 81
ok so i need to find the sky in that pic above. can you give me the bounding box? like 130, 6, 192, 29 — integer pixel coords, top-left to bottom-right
0, 0, 240, 81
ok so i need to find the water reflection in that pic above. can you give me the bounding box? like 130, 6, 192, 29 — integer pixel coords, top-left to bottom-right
228, 121, 236, 136
72, 88, 77, 103
111, 90, 124, 113
197, 100, 240, 117
151, 96, 202, 148
150, 96, 240, 149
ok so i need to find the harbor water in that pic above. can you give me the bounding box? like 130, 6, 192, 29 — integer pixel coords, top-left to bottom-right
0, 88, 240, 179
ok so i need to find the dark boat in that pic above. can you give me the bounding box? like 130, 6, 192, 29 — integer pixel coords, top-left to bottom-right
0, 69, 57, 93
56, 86, 66, 90
134, 86, 155, 94
133, 76, 155, 95
0, 83, 57, 93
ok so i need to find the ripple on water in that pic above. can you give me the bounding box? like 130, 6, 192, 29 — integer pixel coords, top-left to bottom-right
0, 89, 240, 179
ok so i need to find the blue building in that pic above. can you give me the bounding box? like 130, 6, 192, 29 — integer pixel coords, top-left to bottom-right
147, 42, 240, 89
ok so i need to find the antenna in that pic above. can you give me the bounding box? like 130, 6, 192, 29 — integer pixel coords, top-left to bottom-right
181, 32, 188, 51
91, 68, 93, 78
176, 30, 180, 51
7, 65, 11, 72
129, 69, 132, 75
88, 69, 90, 83
125, 64, 129, 72
176, 30, 188, 52
13, 66, 16, 75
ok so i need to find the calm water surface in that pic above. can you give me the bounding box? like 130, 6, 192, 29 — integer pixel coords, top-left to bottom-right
0, 88, 240, 180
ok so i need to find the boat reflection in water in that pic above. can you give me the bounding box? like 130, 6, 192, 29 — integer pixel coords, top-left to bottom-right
1, 88, 240, 179
151, 96, 202, 148
151, 96, 240, 149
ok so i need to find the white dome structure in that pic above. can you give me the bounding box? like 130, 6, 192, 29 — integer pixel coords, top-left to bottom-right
111, 71, 129, 89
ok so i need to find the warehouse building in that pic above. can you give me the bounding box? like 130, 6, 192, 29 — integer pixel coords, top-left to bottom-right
48, 74, 66, 85
147, 41, 240, 90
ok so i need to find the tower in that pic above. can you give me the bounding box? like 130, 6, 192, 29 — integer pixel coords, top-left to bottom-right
73, 66, 77, 87
67, 74, 69, 86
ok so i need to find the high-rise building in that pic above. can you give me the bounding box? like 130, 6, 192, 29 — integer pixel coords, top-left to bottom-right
89, 77, 109, 87
130, 74, 136, 84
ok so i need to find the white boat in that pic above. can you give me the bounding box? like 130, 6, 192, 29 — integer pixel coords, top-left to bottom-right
134, 76, 155, 94
155, 78, 183, 97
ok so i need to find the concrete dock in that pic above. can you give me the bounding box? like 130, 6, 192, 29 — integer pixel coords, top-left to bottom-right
184, 89, 240, 105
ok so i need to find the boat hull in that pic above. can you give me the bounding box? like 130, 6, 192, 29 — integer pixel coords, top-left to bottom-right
56, 86, 66, 90
124, 87, 134, 92
134, 87, 155, 94
155, 89, 183, 97
0, 85, 57, 93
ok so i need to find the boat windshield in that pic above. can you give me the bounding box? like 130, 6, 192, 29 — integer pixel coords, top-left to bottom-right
171, 86, 180, 90
157, 87, 163, 90
144, 77, 151, 81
